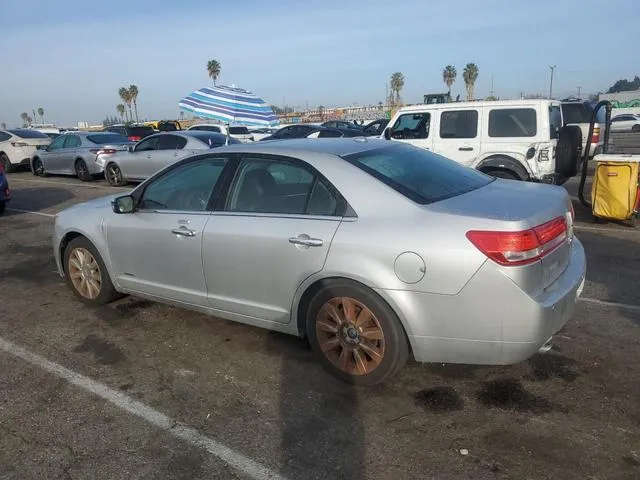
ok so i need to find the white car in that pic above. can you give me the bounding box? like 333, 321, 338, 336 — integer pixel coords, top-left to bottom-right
187, 124, 255, 143
0, 129, 51, 172
384, 99, 582, 185
610, 114, 640, 133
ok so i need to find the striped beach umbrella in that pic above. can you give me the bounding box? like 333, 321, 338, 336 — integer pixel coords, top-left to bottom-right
179, 85, 280, 127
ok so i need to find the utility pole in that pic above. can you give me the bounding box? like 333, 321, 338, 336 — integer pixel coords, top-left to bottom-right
490, 75, 495, 98
549, 65, 556, 99
577, 86, 582, 98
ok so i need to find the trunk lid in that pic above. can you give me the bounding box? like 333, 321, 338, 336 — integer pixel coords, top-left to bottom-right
430, 179, 573, 293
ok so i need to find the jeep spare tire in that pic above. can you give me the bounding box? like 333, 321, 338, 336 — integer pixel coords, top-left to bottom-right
555, 126, 582, 178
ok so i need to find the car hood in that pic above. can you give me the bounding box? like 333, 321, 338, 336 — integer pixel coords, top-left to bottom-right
60, 193, 124, 215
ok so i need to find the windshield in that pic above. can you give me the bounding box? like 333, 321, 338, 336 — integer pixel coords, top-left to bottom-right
342, 144, 493, 204
87, 133, 130, 144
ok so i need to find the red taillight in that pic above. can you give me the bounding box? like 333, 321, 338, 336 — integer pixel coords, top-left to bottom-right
591, 126, 600, 144
466, 217, 567, 266
128, 136, 141, 142
90, 148, 117, 155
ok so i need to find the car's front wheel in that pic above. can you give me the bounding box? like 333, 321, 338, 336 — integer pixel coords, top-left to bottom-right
305, 280, 409, 385
63, 237, 120, 305
105, 163, 124, 186
33, 158, 47, 177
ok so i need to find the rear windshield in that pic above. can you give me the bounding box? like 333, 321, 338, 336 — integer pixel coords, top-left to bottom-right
561, 103, 592, 124
8, 129, 50, 139
191, 125, 222, 133
128, 126, 154, 136
229, 126, 250, 134
342, 144, 493, 205
87, 133, 130, 144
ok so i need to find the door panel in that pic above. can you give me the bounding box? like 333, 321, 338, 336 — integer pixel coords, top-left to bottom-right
122, 136, 160, 179
107, 212, 210, 304
433, 109, 481, 167
58, 135, 81, 174
41, 135, 66, 173
203, 214, 340, 323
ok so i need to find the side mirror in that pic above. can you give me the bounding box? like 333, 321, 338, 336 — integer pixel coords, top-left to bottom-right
128, 145, 134, 153
383, 128, 391, 140
112, 195, 135, 214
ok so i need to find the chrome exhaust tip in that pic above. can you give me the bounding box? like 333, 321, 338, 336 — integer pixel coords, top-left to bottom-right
538, 336, 554, 354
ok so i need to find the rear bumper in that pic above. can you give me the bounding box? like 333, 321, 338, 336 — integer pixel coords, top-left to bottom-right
378, 238, 586, 365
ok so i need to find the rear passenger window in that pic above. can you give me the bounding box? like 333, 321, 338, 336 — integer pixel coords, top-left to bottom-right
439, 110, 478, 138
488, 108, 537, 137
227, 157, 341, 216
390, 113, 430, 139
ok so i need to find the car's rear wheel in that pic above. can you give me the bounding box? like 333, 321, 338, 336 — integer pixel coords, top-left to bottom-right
632, 124, 640, 133
0, 154, 14, 174
63, 237, 120, 305
33, 157, 47, 177
305, 280, 409, 385
105, 163, 124, 186
75, 159, 92, 181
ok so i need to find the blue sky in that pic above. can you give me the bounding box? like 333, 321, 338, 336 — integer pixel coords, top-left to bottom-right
1, 0, 638, 126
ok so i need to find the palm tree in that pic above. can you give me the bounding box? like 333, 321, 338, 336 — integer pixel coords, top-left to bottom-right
463, 63, 479, 101
390, 72, 405, 106
207, 59, 221, 85
118, 87, 132, 123
37, 107, 44, 124
116, 104, 126, 123
20, 112, 29, 126
128, 85, 139, 123
442, 65, 457, 98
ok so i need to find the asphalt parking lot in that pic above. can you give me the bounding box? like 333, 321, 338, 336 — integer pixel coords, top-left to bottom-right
1, 171, 639, 480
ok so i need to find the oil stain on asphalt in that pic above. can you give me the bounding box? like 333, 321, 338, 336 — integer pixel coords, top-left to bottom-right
73, 333, 125, 365
476, 378, 558, 414
92, 299, 155, 326
413, 386, 464, 413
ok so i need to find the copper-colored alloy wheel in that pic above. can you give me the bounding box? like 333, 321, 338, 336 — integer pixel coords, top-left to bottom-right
68, 247, 102, 300
316, 296, 386, 376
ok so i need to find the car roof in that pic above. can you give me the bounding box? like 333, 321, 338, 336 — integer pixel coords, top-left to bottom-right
215, 137, 384, 157
397, 98, 559, 113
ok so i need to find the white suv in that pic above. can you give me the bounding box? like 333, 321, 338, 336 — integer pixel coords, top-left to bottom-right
383, 99, 582, 184
0, 129, 51, 173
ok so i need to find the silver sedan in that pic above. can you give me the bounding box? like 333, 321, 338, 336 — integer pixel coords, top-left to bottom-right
31, 132, 132, 181
102, 130, 239, 186
52, 139, 586, 385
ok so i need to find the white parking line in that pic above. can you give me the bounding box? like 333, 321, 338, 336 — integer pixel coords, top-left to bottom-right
579, 297, 640, 313
9, 177, 130, 190
0, 336, 287, 480
6, 208, 55, 218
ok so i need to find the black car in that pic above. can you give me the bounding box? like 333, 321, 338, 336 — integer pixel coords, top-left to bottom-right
105, 125, 155, 142
321, 120, 363, 131
260, 124, 363, 141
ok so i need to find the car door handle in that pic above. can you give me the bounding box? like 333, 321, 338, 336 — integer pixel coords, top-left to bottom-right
171, 226, 196, 237
458, 146, 474, 151
289, 235, 323, 247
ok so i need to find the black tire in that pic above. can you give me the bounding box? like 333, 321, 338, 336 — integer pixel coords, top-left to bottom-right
0, 154, 14, 174
305, 280, 409, 385
32, 157, 47, 177
75, 159, 92, 181
0, 201, 5, 215
632, 124, 640, 133
105, 163, 124, 186
63, 236, 120, 305
556, 126, 582, 178
486, 169, 519, 180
